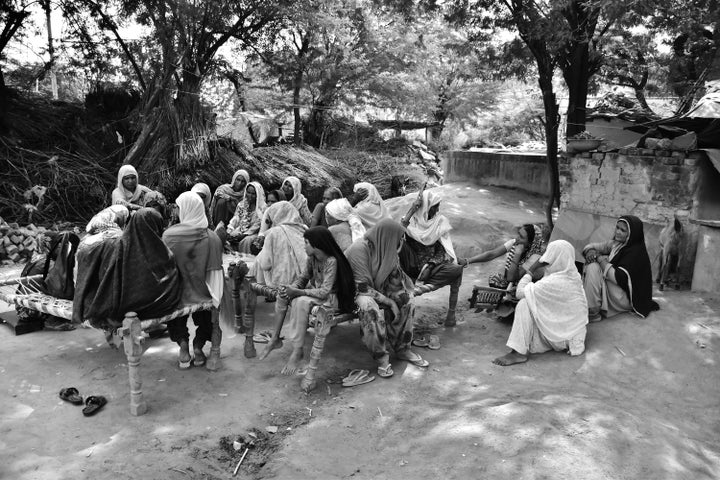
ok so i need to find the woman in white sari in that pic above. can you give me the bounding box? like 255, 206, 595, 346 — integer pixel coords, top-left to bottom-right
324, 198, 366, 251
353, 182, 389, 229
493, 240, 588, 366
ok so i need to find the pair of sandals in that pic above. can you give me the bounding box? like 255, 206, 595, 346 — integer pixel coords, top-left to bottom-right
59, 387, 107, 416
412, 334, 441, 350
377, 351, 430, 379
342, 369, 376, 387
179, 350, 206, 369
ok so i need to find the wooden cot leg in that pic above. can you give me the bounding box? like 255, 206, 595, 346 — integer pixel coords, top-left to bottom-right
122, 312, 147, 416
206, 308, 222, 371
239, 278, 257, 358
446, 277, 461, 326
230, 262, 249, 333
301, 307, 336, 393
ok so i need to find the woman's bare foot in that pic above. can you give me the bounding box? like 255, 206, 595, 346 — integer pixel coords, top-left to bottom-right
281, 348, 304, 375
178, 340, 191, 368
492, 350, 528, 366
258, 337, 284, 360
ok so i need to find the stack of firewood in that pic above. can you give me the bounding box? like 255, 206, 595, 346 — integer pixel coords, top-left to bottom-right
0, 219, 48, 264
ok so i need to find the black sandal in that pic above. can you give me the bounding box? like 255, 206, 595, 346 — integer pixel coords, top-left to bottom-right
59, 387, 83, 405
82, 395, 108, 416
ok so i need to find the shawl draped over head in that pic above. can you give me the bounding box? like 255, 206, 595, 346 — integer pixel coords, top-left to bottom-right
73, 208, 181, 328
353, 182, 390, 229
522, 240, 588, 343
163, 192, 219, 305
256, 201, 308, 287
325, 198, 366, 242
283, 176, 309, 213
112, 164, 152, 204
245, 181, 267, 219
229, 181, 267, 234
86, 205, 129, 234
609, 215, 657, 317
216, 169, 250, 200
406, 189, 456, 261
191, 183, 212, 209
345, 218, 412, 292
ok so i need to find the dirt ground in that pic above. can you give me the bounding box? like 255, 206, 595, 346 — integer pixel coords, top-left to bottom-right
1, 182, 719, 480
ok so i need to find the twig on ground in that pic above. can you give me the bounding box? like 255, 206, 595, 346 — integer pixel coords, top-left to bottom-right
615, 346, 626, 356
377, 407, 383, 417
233, 447, 249, 476
698, 322, 709, 330
168, 467, 189, 475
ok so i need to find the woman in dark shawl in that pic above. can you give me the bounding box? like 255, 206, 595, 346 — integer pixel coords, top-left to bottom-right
73, 208, 181, 331
583, 215, 659, 320
345, 218, 428, 378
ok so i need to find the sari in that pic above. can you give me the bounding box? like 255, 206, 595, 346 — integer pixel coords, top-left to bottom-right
283, 176, 312, 225
353, 182, 390, 229
111, 165, 153, 208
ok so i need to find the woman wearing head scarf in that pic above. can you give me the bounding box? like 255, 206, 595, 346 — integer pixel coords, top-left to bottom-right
400, 189, 463, 326
310, 186, 343, 228
111, 165, 154, 210
582, 215, 659, 321
345, 218, 428, 378
352, 182, 390, 229
191, 182, 213, 227
86, 205, 130, 234
258, 227, 356, 375
266, 189, 286, 206
211, 169, 250, 227
227, 181, 267, 253
73, 208, 181, 332
281, 176, 313, 225
324, 198, 366, 251
493, 240, 589, 366
163, 192, 225, 369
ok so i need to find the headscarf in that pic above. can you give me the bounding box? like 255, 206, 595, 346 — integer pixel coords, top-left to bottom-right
116, 165, 143, 203
86, 205, 129, 234
325, 187, 342, 200
245, 181, 267, 219
353, 182, 390, 229
176, 191, 208, 229
608, 215, 657, 317
215, 169, 250, 199
259, 200, 304, 235
191, 183, 212, 209
522, 240, 588, 342
267, 189, 287, 204
304, 226, 356, 313
283, 176, 309, 213
346, 218, 412, 291
406, 189, 456, 261
325, 198, 366, 242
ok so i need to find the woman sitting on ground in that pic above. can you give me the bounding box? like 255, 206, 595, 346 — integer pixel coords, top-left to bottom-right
352, 182, 389, 229
191, 183, 213, 228
86, 205, 130, 234
211, 169, 249, 227
226, 181, 267, 253
259, 227, 356, 375
282, 176, 313, 225
582, 215, 658, 321
74, 208, 182, 332
163, 192, 225, 368
111, 165, 155, 211
324, 197, 366, 251
493, 240, 588, 366
310, 187, 343, 227
345, 218, 428, 378
266, 189, 286, 207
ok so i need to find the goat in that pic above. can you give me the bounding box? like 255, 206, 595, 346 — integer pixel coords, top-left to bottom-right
657, 215, 684, 291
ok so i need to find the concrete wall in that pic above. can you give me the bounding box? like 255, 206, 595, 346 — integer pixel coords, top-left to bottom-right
445, 150, 550, 196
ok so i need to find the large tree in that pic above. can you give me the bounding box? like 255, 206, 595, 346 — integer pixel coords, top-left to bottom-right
0, 0, 31, 91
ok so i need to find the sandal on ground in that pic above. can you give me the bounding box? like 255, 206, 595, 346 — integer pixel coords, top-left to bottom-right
397, 351, 430, 368
377, 364, 394, 378
59, 387, 83, 405
412, 335, 429, 348
427, 335, 441, 350
342, 369, 375, 387
82, 395, 107, 417
253, 330, 273, 344
193, 350, 206, 367
178, 356, 192, 369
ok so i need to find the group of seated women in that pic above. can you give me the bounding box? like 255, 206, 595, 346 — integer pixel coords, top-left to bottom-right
76, 165, 659, 376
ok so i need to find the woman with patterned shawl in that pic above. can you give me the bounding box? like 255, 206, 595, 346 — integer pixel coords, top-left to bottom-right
227, 181, 267, 253
210, 169, 249, 227
281, 176, 313, 225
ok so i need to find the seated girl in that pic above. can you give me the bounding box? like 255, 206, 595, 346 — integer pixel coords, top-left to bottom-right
163, 192, 224, 368
259, 227, 356, 375
352, 182, 390, 229
282, 176, 313, 225
266, 189, 286, 207
582, 215, 658, 321
310, 187, 343, 227
226, 181, 267, 253
324, 198, 366, 251
85, 205, 129, 234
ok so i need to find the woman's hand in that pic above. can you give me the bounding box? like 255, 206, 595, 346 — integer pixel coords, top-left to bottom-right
458, 257, 469, 268
283, 286, 302, 300
584, 248, 598, 263
388, 299, 400, 319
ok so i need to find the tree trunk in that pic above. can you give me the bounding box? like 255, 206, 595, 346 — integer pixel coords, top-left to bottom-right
563, 44, 591, 138
292, 73, 303, 145
538, 70, 560, 229
43, 0, 58, 100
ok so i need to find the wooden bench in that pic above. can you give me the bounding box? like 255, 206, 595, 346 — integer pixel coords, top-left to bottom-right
228, 262, 442, 393
0, 274, 220, 416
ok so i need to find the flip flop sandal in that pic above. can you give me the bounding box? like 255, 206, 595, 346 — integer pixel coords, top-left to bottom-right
342, 369, 365, 385
342, 370, 375, 387
377, 364, 394, 378
193, 351, 206, 367
253, 331, 273, 344
412, 335, 430, 348
427, 335, 441, 350
178, 357, 192, 369
82, 395, 107, 417
59, 387, 83, 405
398, 353, 430, 368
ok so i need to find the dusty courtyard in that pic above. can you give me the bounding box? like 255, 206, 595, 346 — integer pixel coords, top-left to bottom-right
1, 182, 719, 480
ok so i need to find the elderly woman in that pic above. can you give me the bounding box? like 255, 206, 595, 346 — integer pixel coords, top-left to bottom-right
324, 198, 366, 251
211, 169, 249, 227
282, 176, 313, 225
345, 218, 428, 378
400, 190, 463, 326
86, 205, 130, 234
227, 181, 267, 253
583, 215, 658, 321
310, 187, 343, 228
493, 240, 588, 366
74, 208, 181, 332
111, 165, 154, 211
163, 192, 225, 368
353, 182, 389, 229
